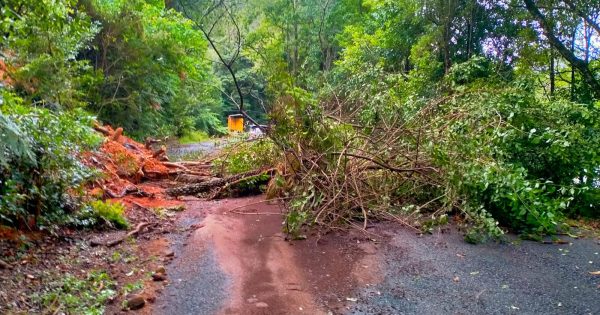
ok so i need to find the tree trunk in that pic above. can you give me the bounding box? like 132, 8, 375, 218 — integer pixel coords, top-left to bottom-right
166, 168, 275, 196
550, 48, 555, 96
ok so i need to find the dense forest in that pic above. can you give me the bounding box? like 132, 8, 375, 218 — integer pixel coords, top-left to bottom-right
1, 0, 599, 241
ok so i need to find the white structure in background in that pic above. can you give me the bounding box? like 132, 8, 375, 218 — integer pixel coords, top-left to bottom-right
249, 125, 265, 139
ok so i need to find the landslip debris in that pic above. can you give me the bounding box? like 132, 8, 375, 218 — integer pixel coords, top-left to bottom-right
84, 123, 274, 213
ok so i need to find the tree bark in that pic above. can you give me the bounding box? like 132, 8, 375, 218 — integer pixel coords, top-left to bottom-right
550, 48, 555, 96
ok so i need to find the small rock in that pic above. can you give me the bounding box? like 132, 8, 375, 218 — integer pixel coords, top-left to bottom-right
124, 294, 145, 310
156, 266, 166, 274
152, 273, 167, 281
146, 296, 156, 303
255, 302, 269, 308
247, 298, 259, 303
164, 250, 175, 257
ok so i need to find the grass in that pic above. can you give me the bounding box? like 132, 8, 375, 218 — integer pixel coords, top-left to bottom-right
178, 130, 210, 144
36, 271, 116, 315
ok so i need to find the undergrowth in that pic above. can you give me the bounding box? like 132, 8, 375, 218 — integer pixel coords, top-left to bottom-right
88, 200, 129, 229
69, 200, 129, 229
0, 91, 101, 229
33, 271, 116, 315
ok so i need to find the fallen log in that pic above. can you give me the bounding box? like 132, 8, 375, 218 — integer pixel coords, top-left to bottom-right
104, 185, 151, 198
166, 168, 275, 196
163, 162, 212, 170
209, 171, 273, 199
174, 161, 212, 166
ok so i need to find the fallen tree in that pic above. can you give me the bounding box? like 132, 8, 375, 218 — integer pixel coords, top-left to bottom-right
166, 168, 276, 196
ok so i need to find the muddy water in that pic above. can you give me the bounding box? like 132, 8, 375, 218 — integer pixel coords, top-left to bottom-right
155, 196, 381, 315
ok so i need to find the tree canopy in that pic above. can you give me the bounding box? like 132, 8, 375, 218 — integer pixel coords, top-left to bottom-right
1, 0, 599, 239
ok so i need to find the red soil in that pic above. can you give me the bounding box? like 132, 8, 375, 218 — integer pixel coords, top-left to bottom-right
82, 124, 181, 214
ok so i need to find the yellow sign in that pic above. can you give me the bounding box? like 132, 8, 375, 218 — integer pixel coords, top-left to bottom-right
227, 114, 244, 132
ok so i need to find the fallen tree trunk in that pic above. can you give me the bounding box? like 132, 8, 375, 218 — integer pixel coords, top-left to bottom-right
174, 161, 213, 166
166, 168, 275, 196
162, 162, 212, 170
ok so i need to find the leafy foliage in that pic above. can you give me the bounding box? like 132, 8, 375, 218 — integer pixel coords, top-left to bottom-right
87, 200, 129, 229
0, 92, 101, 227
85, 0, 224, 138
2, 0, 224, 139
425, 79, 599, 235
213, 138, 279, 175
178, 131, 210, 145
1, 0, 101, 109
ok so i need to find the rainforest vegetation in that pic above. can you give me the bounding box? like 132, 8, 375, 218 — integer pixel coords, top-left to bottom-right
1, 0, 599, 241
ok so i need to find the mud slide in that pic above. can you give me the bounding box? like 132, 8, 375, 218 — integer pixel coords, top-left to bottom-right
154, 196, 380, 315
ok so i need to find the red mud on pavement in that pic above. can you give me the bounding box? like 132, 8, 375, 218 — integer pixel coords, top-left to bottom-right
163, 195, 384, 315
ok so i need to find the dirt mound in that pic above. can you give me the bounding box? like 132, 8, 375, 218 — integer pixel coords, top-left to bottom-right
82, 124, 270, 215
82, 124, 194, 211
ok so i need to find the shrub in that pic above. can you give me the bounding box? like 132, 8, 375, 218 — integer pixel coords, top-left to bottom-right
88, 200, 129, 229
0, 92, 101, 228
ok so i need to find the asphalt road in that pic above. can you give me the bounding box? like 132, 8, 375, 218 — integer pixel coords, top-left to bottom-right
349, 227, 600, 315
154, 197, 600, 315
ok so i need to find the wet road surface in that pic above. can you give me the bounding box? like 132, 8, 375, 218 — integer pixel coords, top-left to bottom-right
155, 196, 600, 315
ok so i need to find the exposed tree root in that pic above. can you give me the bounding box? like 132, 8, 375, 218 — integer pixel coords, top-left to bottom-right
90, 222, 153, 247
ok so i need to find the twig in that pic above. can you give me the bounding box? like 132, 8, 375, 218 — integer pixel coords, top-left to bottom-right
90, 222, 153, 247
0, 258, 12, 269
225, 197, 290, 213
229, 209, 281, 215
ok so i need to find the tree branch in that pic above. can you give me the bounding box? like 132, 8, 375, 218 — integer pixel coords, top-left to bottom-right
562, 0, 600, 36
523, 0, 600, 97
